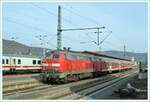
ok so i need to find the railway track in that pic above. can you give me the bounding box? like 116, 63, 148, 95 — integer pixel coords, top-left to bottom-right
3, 74, 114, 99
3, 69, 138, 99
3, 79, 43, 95
61, 72, 137, 99
3, 73, 41, 95
3, 73, 40, 81
37, 70, 137, 99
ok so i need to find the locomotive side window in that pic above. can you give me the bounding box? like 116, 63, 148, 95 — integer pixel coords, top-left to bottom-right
6, 59, 8, 64
66, 54, 77, 60
78, 56, 86, 60
91, 56, 97, 61
33, 60, 36, 64
38, 60, 41, 64
2, 59, 5, 64
18, 59, 21, 64
88, 57, 92, 61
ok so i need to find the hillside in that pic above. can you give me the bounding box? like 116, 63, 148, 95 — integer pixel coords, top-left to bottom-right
100, 50, 147, 64
2, 39, 46, 56
2, 39, 147, 64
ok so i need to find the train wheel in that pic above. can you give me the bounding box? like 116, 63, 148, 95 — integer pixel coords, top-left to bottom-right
10, 68, 16, 74
109, 70, 112, 73
60, 78, 68, 84
46, 78, 50, 83
55, 79, 61, 84
75, 74, 80, 81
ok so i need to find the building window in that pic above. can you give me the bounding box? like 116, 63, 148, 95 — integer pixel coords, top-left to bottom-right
18, 59, 21, 64
38, 60, 41, 64
6, 59, 9, 64
2, 59, 5, 64
33, 60, 36, 64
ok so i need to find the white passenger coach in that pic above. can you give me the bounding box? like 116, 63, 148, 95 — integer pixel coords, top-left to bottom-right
2, 54, 42, 73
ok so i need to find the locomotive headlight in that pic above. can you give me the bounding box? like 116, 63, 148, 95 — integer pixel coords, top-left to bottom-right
42, 63, 48, 66
55, 68, 59, 71
51, 63, 60, 67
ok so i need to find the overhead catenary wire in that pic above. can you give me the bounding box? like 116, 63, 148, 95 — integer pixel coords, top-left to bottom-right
5, 4, 132, 52
62, 6, 114, 48
3, 31, 56, 49
30, 4, 110, 50
63, 6, 133, 52
4, 18, 55, 39
103, 42, 122, 51
4, 5, 97, 51
4, 17, 55, 36
104, 41, 133, 53
30, 3, 79, 27
63, 6, 104, 27
4, 18, 56, 47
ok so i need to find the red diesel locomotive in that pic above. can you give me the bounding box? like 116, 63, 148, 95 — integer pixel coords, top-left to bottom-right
41, 50, 134, 82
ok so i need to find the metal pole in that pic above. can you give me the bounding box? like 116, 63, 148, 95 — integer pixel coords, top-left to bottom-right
94, 28, 102, 51
43, 47, 45, 57
99, 46, 101, 52
57, 6, 61, 51
124, 45, 126, 57
97, 28, 100, 46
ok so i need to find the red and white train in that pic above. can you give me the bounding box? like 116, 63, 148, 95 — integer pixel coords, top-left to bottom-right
40, 50, 136, 82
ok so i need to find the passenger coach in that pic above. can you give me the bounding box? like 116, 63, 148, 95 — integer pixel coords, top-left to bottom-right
2, 54, 42, 73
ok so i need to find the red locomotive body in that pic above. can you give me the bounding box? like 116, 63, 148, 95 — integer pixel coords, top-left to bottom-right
41, 50, 134, 82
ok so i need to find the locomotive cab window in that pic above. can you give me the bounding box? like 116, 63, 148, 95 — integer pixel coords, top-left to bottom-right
18, 59, 21, 64
52, 54, 59, 59
33, 60, 36, 64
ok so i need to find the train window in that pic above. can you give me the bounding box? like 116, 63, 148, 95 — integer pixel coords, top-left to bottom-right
91, 57, 96, 61
52, 54, 59, 59
88, 57, 92, 60
66, 54, 77, 60
33, 60, 36, 64
2, 59, 5, 64
78, 56, 86, 60
13, 59, 16, 64
18, 59, 21, 64
38, 60, 41, 64
99, 59, 102, 61
6, 59, 8, 64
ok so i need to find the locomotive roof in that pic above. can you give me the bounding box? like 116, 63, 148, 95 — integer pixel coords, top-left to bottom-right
48, 50, 131, 61
82, 51, 131, 61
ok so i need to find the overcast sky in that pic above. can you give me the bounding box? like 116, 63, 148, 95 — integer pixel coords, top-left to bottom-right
2, 2, 148, 53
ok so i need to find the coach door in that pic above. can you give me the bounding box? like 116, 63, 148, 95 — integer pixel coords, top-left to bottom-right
10, 57, 16, 72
